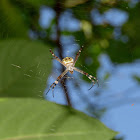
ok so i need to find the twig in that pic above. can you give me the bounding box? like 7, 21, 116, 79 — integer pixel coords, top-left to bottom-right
54, 1, 72, 107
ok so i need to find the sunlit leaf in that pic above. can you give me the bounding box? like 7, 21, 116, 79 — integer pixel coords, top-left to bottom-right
0, 39, 52, 98
0, 98, 117, 140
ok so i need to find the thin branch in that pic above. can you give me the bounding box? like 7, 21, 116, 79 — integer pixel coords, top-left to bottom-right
54, 1, 72, 107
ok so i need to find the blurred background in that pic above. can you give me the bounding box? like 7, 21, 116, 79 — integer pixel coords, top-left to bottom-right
0, 0, 140, 140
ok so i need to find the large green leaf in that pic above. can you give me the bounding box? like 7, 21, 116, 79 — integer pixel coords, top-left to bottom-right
0, 39, 51, 98
0, 98, 117, 140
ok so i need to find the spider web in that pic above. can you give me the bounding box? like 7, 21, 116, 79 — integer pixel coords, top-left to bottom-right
1, 1, 140, 140
41, 2, 140, 140
1, 0, 139, 111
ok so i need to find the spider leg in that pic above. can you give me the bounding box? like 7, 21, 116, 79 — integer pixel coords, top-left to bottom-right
88, 84, 95, 91
73, 67, 99, 90
46, 69, 68, 96
87, 75, 99, 90
50, 49, 66, 67
46, 83, 56, 95
73, 46, 84, 66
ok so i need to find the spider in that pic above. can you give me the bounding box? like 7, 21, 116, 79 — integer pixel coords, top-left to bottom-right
46, 46, 99, 95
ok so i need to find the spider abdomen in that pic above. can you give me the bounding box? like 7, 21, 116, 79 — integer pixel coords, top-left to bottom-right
62, 57, 74, 65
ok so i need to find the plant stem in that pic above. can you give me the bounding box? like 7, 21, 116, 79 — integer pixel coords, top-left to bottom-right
54, 1, 72, 107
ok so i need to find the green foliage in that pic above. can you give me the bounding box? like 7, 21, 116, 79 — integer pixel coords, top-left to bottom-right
0, 98, 117, 140
0, 0, 139, 138
0, 39, 51, 98
0, 0, 28, 38
122, 3, 140, 60
133, 75, 140, 84
65, 0, 88, 8
17, 0, 56, 8
103, 72, 111, 81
